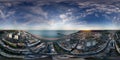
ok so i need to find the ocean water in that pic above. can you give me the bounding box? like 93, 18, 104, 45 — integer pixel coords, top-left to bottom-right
28, 30, 78, 38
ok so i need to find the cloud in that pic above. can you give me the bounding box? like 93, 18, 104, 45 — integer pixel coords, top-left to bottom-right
0, 0, 120, 30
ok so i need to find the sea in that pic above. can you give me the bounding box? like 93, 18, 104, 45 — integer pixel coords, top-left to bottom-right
27, 30, 78, 38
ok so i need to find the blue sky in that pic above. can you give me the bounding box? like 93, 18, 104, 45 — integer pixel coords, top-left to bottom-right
0, 0, 120, 30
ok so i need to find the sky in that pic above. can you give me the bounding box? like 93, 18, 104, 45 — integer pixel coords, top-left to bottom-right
0, 0, 120, 30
